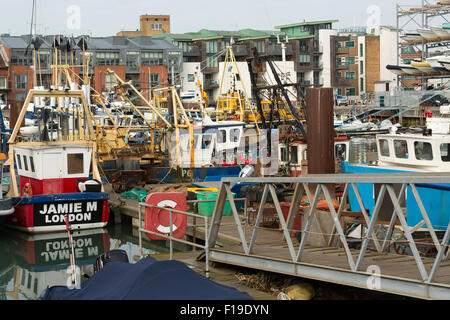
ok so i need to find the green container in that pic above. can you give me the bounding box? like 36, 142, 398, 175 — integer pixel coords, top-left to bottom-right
196, 191, 236, 217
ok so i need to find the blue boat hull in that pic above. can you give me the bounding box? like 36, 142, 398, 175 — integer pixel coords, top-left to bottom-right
342, 162, 450, 231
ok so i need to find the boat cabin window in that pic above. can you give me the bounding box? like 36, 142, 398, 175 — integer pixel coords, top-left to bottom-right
394, 140, 409, 159
335, 143, 347, 161
16, 154, 22, 170
379, 139, 390, 157
291, 146, 299, 164
440, 143, 450, 162
29, 156, 35, 173
202, 135, 212, 149
230, 128, 240, 142
67, 153, 84, 174
219, 130, 227, 143
414, 142, 433, 161
23, 155, 29, 171
280, 146, 288, 162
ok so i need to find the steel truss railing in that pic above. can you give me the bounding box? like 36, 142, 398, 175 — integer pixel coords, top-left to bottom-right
207, 173, 450, 284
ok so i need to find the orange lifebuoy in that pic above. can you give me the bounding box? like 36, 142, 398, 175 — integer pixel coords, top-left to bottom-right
23, 183, 33, 197
144, 193, 187, 240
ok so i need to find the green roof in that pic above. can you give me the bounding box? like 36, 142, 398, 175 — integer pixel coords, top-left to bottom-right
275, 20, 339, 29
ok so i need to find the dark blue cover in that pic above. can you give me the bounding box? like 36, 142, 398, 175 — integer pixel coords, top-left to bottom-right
42, 257, 253, 300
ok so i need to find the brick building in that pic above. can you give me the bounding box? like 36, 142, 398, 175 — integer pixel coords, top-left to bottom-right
117, 15, 171, 37
0, 34, 182, 127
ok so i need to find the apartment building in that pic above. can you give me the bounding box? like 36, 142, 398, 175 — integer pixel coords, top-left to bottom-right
154, 20, 338, 106
330, 26, 398, 100
0, 34, 182, 127
117, 14, 171, 37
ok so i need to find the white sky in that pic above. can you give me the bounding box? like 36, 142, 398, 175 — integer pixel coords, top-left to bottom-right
0, 0, 412, 36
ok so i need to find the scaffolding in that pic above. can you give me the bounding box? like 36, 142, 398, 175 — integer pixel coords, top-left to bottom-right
396, 0, 450, 90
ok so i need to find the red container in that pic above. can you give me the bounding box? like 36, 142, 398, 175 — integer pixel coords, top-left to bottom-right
278, 202, 302, 236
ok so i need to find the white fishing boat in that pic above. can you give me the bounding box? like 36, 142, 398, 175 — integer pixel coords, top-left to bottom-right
341, 106, 450, 231
400, 64, 422, 75
386, 64, 405, 75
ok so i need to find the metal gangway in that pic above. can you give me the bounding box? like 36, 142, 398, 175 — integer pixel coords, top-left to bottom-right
207, 173, 450, 299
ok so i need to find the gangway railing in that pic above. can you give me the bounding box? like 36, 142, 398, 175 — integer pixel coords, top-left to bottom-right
207, 173, 450, 298
138, 202, 210, 278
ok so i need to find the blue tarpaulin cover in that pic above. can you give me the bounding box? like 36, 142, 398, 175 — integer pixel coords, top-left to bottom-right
42, 257, 253, 300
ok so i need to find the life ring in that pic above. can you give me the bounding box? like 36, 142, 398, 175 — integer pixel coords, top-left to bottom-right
144, 193, 187, 241
22, 183, 33, 197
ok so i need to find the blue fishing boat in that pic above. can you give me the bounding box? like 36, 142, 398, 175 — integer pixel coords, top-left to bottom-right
338, 111, 450, 231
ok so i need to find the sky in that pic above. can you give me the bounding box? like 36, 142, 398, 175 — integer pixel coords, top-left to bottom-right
0, 0, 410, 37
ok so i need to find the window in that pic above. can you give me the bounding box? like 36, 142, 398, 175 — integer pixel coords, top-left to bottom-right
346, 88, 356, 96
230, 128, 240, 142
151, 23, 163, 30
441, 143, 450, 162
360, 43, 363, 57
360, 61, 364, 74
206, 56, 218, 68
345, 41, 355, 48
30, 156, 35, 173
394, 140, 409, 159
299, 40, 310, 53
95, 51, 120, 66
23, 155, 28, 171
206, 41, 218, 54
141, 51, 163, 65
360, 78, 364, 92
335, 144, 347, 161
254, 40, 265, 54
105, 73, 116, 90
379, 139, 390, 157
290, 146, 298, 164
67, 153, 84, 174
150, 73, 160, 88
15, 92, 26, 102
345, 72, 356, 80
299, 54, 310, 66
0, 76, 6, 89
219, 130, 227, 143
414, 142, 433, 161
201, 135, 212, 149
281, 147, 288, 162
187, 74, 194, 82
11, 50, 30, 65
15, 74, 27, 89
345, 57, 355, 65
16, 153, 22, 170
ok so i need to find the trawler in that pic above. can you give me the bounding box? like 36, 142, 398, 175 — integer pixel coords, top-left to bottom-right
4, 87, 110, 233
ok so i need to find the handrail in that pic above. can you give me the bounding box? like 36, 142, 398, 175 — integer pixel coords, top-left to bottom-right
207, 173, 450, 285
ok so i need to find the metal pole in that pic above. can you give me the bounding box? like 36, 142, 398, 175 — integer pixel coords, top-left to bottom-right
138, 203, 142, 257
169, 210, 173, 260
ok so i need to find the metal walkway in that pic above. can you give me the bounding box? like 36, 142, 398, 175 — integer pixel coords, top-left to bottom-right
207, 173, 450, 299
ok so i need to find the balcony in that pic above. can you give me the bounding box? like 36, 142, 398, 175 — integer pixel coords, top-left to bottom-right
183, 45, 200, 57
313, 61, 323, 69
313, 45, 323, 54
268, 44, 293, 56
297, 79, 311, 86
232, 44, 249, 57
337, 47, 349, 55
204, 79, 219, 89
336, 63, 349, 70
335, 77, 351, 86
313, 78, 324, 86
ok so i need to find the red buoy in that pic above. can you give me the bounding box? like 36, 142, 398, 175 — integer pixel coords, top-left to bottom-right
144, 193, 187, 241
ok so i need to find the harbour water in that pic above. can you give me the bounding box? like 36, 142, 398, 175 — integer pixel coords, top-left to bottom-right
0, 222, 189, 300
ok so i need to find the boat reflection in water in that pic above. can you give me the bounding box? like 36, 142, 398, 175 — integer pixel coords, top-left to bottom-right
0, 224, 191, 300
0, 228, 111, 300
